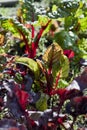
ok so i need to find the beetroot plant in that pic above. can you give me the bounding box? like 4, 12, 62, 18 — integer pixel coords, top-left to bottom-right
0, 0, 87, 130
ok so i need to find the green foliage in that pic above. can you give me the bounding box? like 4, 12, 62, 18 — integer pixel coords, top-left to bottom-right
36, 93, 48, 111
42, 43, 69, 78
58, 79, 69, 88
54, 31, 78, 49
36, 43, 69, 92
47, 1, 79, 18
15, 57, 40, 78
0, 17, 31, 40
20, 0, 46, 22
78, 38, 87, 59
0, 0, 87, 80
0, 0, 87, 129
15, 72, 23, 83
1, 0, 86, 85
42, 43, 63, 66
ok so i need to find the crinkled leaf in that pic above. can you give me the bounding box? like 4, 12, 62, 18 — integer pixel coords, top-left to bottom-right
36, 59, 45, 73
15, 73, 23, 83
79, 17, 87, 31
0, 55, 7, 64
15, 57, 40, 79
54, 31, 78, 49
48, 1, 79, 18
59, 55, 69, 78
0, 17, 30, 39
64, 16, 79, 31
78, 38, 87, 59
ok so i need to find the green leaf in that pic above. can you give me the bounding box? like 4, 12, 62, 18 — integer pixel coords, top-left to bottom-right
52, 55, 69, 78
42, 42, 63, 67
60, 55, 70, 78
42, 43, 69, 79
47, 1, 79, 18
15, 57, 40, 79
54, 31, 78, 49
58, 79, 69, 88
36, 93, 48, 111
15, 73, 23, 83
78, 38, 87, 59
0, 17, 31, 41
64, 16, 78, 31
79, 17, 87, 31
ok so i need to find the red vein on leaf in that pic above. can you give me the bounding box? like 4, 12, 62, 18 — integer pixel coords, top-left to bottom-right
54, 71, 61, 89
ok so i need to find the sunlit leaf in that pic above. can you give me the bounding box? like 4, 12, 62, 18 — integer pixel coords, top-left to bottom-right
78, 38, 87, 59
42, 43, 69, 79
36, 59, 45, 73
79, 17, 87, 31
0, 17, 31, 41
42, 42, 63, 66
15, 57, 40, 78
52, 55, 69, 78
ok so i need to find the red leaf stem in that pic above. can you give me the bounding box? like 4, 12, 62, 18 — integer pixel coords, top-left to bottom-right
30, 20, 51, 58
34, 20, 51, 47
18, 29, 30, 55
31, 25, 35, 39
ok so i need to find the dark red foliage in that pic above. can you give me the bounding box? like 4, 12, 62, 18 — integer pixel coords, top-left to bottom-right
57, 116, 66, 124
0, 118, 27, 130
50, 88, 82, 101
71, 96, 87, 115
0, 97, 3, 111
75, 67, 87, 91
15, 89, 29, 110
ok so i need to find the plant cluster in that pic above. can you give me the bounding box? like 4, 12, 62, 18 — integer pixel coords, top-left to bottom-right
0, 0, 87, 130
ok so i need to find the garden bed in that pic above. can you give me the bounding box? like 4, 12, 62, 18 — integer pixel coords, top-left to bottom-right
0, 0, 87, 130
